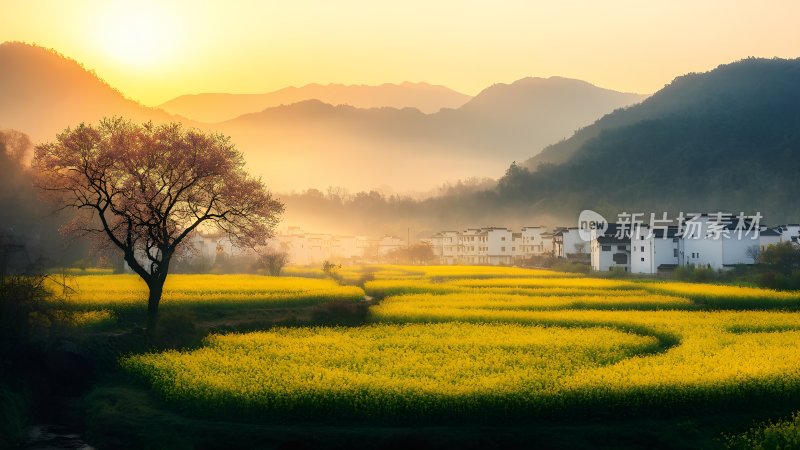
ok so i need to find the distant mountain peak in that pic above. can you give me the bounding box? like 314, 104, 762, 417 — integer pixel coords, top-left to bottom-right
158, 81, 473, 122
522, 57, 800, 170
500, 57, 800, 222
1, 40, 649, 193
459, 76, 647, 118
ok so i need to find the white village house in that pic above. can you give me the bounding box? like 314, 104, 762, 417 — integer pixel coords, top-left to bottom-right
630, 226, 680, 274
775, 224, 800, 244
589, 214, 795, 274
154, 214, 799, 271
590, 224, 632, 272
553, 227, 587, 259
520, 226, 549, 256
427, 231, 460, 264
426, 226, 552, 265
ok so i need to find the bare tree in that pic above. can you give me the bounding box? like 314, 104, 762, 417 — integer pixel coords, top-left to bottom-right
33, 118, 284, 328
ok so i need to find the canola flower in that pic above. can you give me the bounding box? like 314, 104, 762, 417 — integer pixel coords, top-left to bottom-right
284, 265, 578, 284
123, 322, 657, 420
280, 267, 327, 278
49, 267, 115, 276
118, 264, 800, 421
67, 309, 115, 328
282, 265, 425, 283
375, 292, 694, 311
50, 274, 364, 312
641, 281, 800, 309
407, 265, 578, 280
364, 279, 658, 299
371, 304, 800, 406
364, 280, 464, 297
448, 277, 638, 290
126, 306, 800, 420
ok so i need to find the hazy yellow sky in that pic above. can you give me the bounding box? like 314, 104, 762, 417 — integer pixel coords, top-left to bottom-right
3, 0, 799, 106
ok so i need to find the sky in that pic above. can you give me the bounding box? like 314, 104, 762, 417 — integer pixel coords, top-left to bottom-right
3, 0, 800, 106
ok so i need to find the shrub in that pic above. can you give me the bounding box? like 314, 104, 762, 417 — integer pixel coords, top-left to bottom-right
552, 261, 591, 274
0, 274, 65, 355
675, 264, 719, 283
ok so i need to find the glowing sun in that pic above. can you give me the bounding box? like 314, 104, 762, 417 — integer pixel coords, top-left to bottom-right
95, 5, 178, 67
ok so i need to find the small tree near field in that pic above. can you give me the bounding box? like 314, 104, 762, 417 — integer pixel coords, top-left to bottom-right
261, 251, 289, 276
745, 245, 760, 264
759, 242, 800, 275
33, 117, 284, 328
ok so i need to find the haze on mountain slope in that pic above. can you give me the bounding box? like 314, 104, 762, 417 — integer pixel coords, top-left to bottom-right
216, 77, 645, 191
0, 41, 645, 192
279, 57, 800, 236
158, 82, 473, 122
0, 42, 184, 145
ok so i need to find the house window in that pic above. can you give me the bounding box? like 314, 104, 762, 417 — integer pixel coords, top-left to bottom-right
641, 257, 645, 262
501, 237, 506, 241
602, 245, 611, 251
673, 249, 678, 257
501, 246, 506, 252
640, 246, 644, 252
617, 245, 626, 251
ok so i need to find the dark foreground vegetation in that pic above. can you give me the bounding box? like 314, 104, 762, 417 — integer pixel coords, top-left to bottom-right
0, 271, 369, 449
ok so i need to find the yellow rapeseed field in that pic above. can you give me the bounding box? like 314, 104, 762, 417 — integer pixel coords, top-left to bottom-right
51, 274, 364, 312
113, 264, 800, 421
123, 322, 657, 419
641, 281, 800, 308
375, 292, 694, 311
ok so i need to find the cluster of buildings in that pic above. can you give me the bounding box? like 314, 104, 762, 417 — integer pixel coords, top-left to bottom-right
187, 213, 800, 274
269, 227, 407, 265
192, 227, 409, 265
425, 227, 551, 265
424, 215, 800, 274
588, 218, 799, 274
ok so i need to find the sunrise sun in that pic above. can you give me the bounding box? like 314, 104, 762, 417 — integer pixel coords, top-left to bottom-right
95, 4, 178, 67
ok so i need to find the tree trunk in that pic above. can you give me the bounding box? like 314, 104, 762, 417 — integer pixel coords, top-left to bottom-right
146, 278, 165, 333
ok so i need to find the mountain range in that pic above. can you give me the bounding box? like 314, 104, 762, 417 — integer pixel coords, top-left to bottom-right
279, 57, 800, 235
0, 42, 180, 144
486, 57, 800, 224
0, 41, 645, 191
2, 42, 798, 234
158, 82, 472, 122
213, 76, 645, 191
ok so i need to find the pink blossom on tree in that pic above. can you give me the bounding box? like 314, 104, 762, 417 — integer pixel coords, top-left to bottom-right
33, 117, 284, 326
